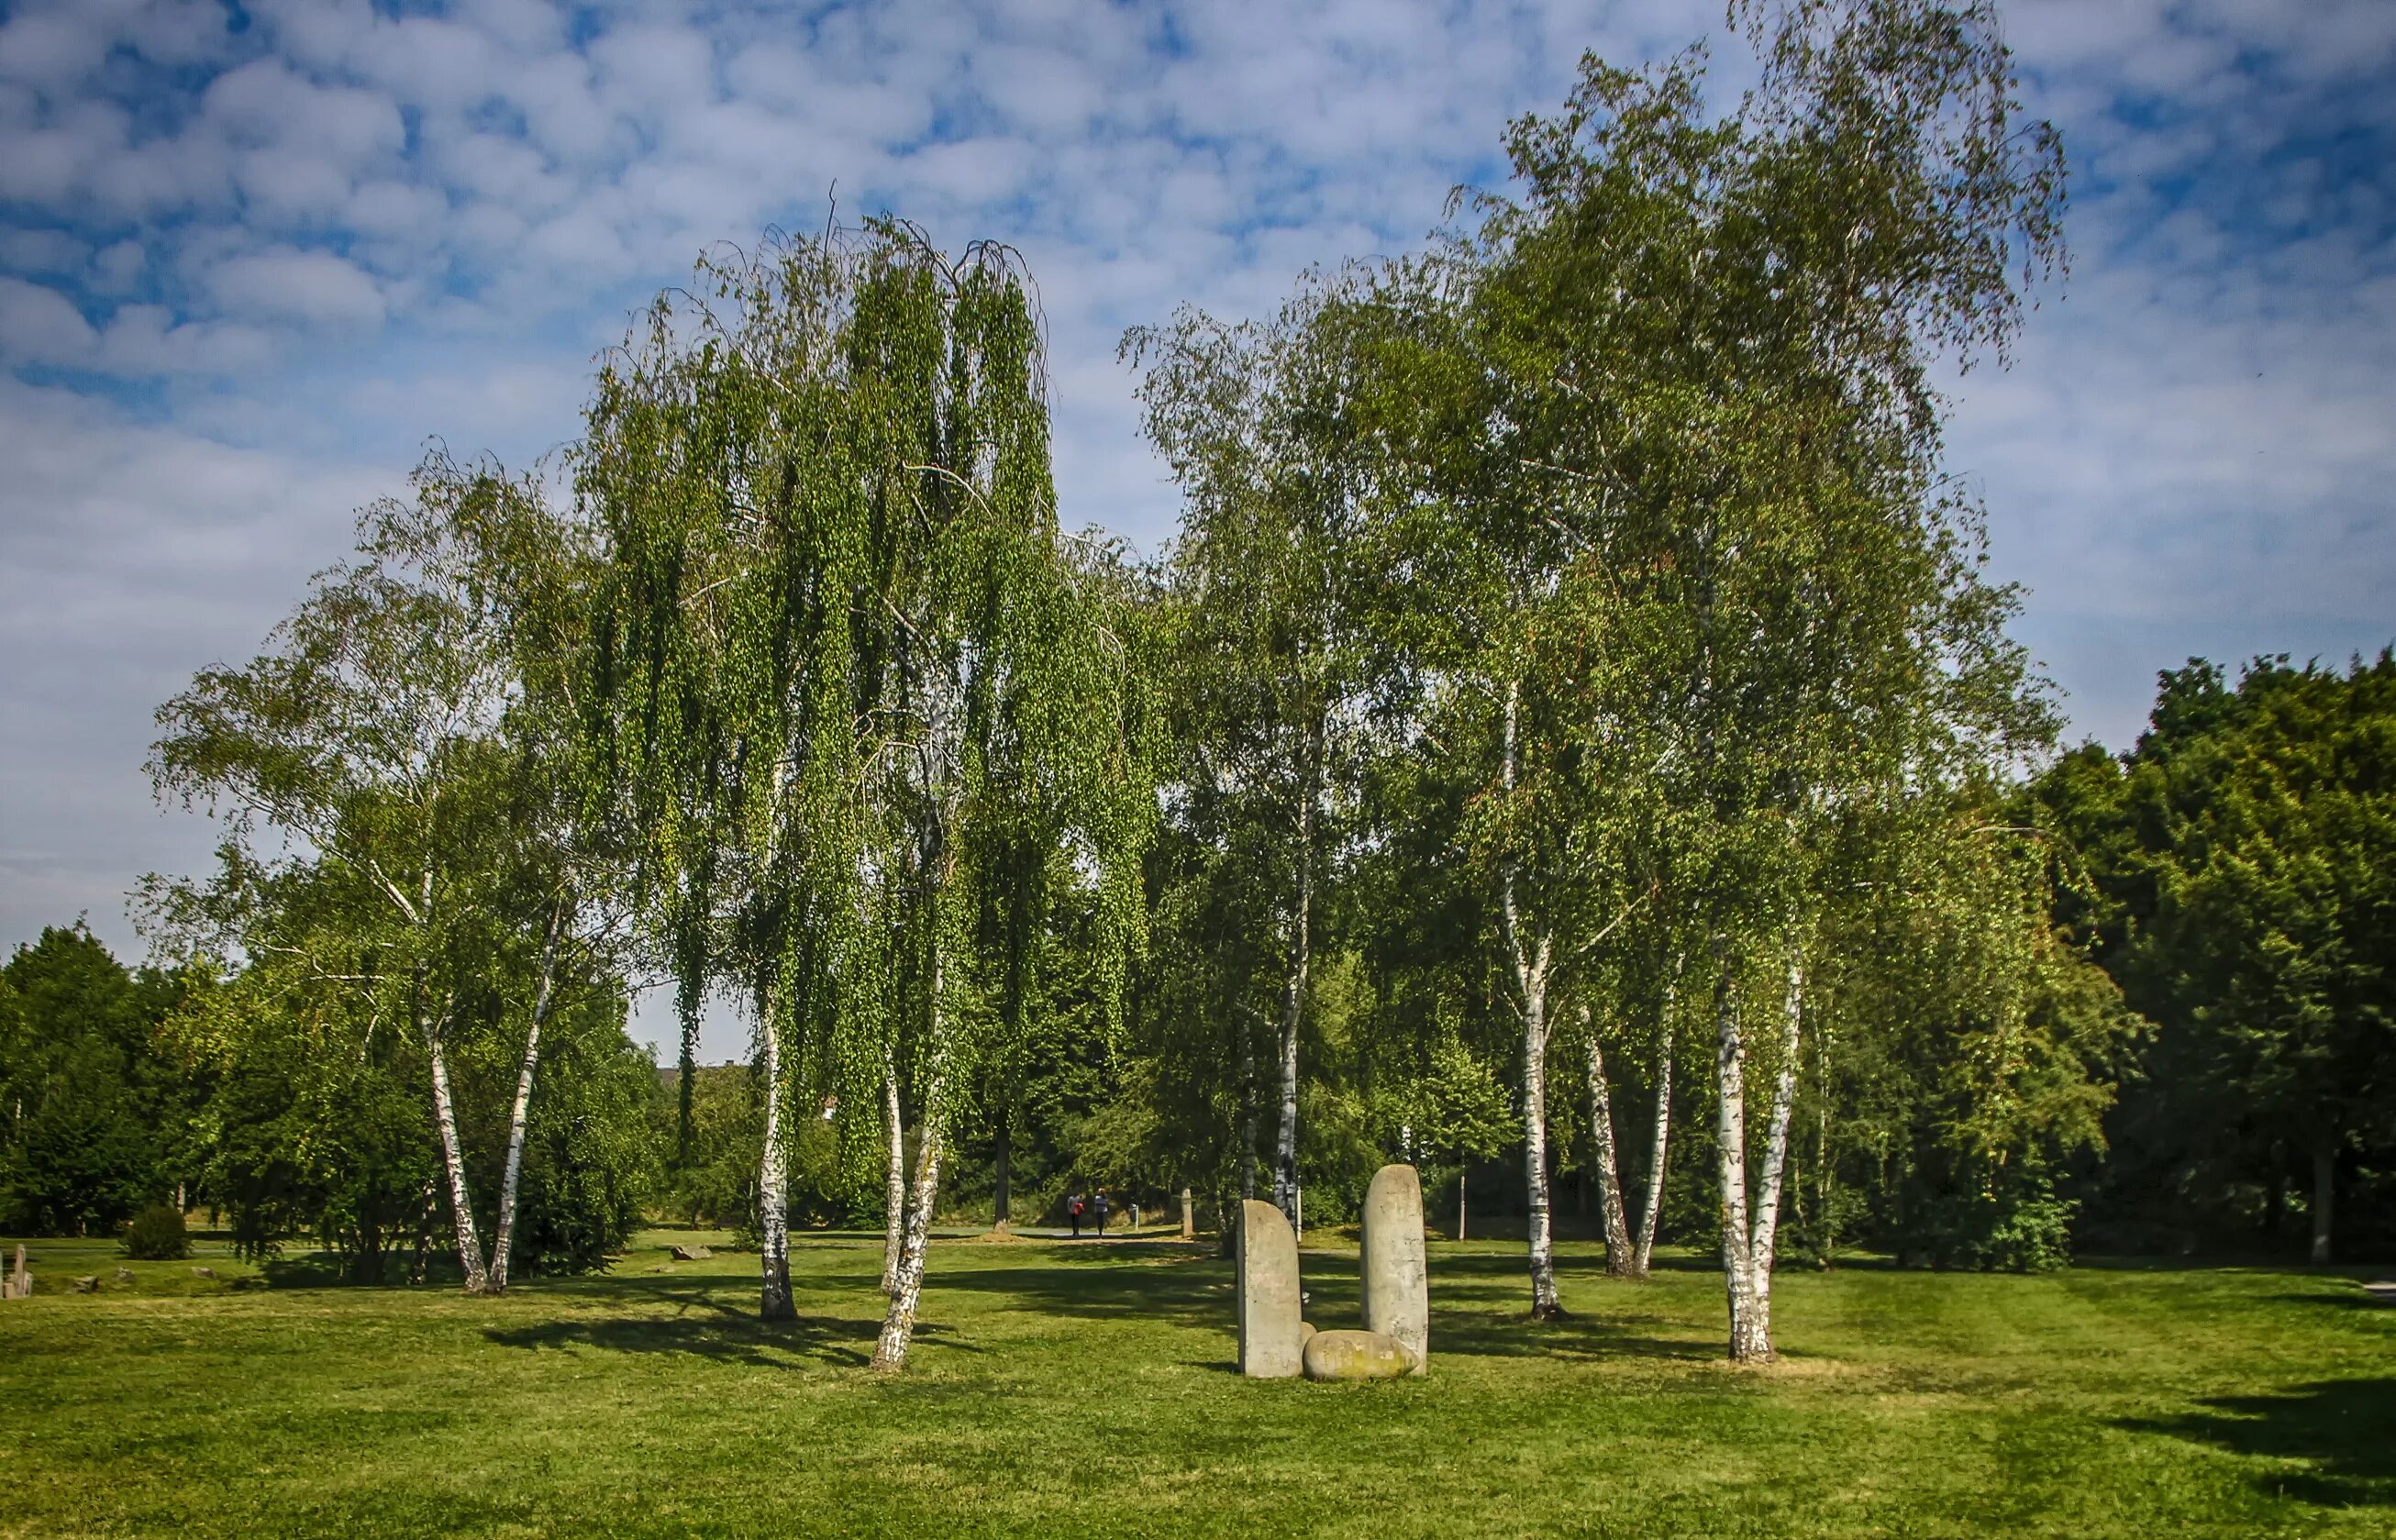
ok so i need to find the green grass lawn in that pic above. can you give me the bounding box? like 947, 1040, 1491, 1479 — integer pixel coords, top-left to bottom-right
1, 1229, 2390, 1538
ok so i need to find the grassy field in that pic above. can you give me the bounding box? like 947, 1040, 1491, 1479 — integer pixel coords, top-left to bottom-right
0, 1228, 2390, 1539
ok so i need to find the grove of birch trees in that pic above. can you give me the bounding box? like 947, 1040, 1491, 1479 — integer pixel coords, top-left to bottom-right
71, 0, 2387, 1374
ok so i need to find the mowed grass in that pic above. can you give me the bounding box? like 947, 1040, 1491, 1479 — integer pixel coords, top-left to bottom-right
1, 1229, 2390, 1539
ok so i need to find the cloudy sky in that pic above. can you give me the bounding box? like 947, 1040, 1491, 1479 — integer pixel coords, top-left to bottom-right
3, 0, 2391, 1061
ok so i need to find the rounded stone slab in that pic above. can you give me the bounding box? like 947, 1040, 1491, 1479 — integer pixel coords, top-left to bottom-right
1237, 1199, 1303, 1379
1302, 1329, 1418, 1381
1360, 1163, 1429, 1374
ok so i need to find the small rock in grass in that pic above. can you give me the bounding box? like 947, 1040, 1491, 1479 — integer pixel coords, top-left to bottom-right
192, 1267, 216, 1279
1302, 1329, 1418, 1382
72, 1275, 100, 1293
115, 1268, 134, 1282
669, 1244, 713, 1261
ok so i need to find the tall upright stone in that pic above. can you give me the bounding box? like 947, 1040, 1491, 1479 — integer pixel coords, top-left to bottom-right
1237, 1198, 1303, 1378
1360, 1163, 1429, 1374
3, 1244, 28, 1301
1181, 1188, 1195, 1241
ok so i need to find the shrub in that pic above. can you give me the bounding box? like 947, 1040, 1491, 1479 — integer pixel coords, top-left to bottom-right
121, 1203, 189, 1260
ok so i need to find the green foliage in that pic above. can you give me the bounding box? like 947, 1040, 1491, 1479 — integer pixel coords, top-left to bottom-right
2035, 652, 2396, 1257
0, 925, 180, 1235
583, 221, 1160, 1203
121, 1203, 189, 1260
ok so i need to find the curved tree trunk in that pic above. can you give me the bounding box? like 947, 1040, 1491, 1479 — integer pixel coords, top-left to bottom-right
1633, 1033, 1675, 1278
1585, 1016, 1635, 1277
882, 1052, 906, 1293
874, 934, 949, 1372
1634, 965, 1681, 1276
491, 897, 568, 1294
873, 1095, 945, 1370
758, 1004, 794, 1322
422, 997, 489, 1295
1272, 762, 1314, 1224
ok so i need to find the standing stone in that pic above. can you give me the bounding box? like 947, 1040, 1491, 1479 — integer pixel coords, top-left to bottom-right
1360, 1163, 1429, 1375
3, 1245, 28, 1300
1237, 1198, 1303, 1379
1181, 1188, 1195, 1241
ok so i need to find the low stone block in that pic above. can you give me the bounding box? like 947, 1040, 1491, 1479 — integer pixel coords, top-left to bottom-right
1237, 1199, 1303, 1379
669, 1244, 713, 1261
1302, 1329, 1418, 1381
72, 1275, 99, 1293
115, 1268, 134, 1282
1360, 1163, 1429, 1375
191, 1267, 216, 1280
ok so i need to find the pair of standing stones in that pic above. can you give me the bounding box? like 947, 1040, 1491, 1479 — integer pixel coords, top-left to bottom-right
1238, 1164, 1427, 1381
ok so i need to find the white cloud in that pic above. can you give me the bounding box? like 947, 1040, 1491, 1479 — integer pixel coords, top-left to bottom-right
205, 247, 386, 327
0, 275, 95, 361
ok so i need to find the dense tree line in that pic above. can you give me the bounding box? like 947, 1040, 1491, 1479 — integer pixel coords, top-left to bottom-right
6, 0, 2389, 1373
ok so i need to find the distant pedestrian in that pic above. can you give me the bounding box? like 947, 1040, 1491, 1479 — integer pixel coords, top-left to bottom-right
1069, 1193, 1084, 1238
1093, 1189, 1112, 1236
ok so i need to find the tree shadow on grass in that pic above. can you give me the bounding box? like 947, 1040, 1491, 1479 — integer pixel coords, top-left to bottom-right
483, 1312, 884, 1368
2119, 1379, 2396, 1509
481, 1275, 979, 1369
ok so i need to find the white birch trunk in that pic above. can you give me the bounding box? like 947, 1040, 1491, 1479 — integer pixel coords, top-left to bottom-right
1271, 748, 1314, 1223
1501, 680, 1561, 1316
1711, 936, 1767, 1361
758, 1002, 793, 1321
1520, 966, 1559, 1316
425, 1016, 489, 1295
1749, 958, 1805, 1284
1714, 939, 1804, 1363
872, 1092, 944, 1371
873, 930, 948, 1372
882, 1052, 906, 1294
1633, 1026, 1675, 1278
1584, 1013, 1635, 1277
489, 897, 568, 1294
1238, 995, 1259, 1201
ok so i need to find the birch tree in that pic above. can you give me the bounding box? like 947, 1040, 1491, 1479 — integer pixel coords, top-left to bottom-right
585, 222, 1156, 1358
1399, 0, 2065, 1357
1126, 285, 1372, 1226
150, 460, 620, 1294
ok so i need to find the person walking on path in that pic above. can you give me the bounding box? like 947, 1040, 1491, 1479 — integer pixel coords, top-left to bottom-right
1069, 1193, 1084, 1238
1093, 1190, 1112, 1237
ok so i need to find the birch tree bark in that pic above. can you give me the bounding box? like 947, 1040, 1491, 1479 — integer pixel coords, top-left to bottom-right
1714, 939, 1805, 1362
424, 1003, 489, 1295
882, 1051, 906, 1293
1503, 681, 1564, 1317
1271, 721, 1317, 1224
757, 998, 794, 1322
489, 895, 568, 1293
1631, 964, 1682, 1278
1583, 1014, 1635, 1276
874, 930, 949, 1371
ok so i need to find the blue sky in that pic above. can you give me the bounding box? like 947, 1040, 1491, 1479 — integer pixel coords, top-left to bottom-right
3, 0, 2391, 1063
